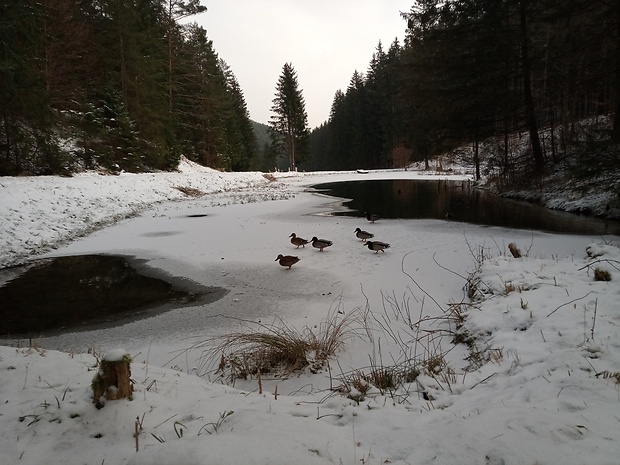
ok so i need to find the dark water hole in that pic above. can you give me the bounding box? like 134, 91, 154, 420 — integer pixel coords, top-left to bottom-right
0, 255, 226, 336
312, 179, 620, 236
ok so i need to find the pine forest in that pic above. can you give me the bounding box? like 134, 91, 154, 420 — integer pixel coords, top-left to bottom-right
0, 0, 258, 175
1, 0, 619, 185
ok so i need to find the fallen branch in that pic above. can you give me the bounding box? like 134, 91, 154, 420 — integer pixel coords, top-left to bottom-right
469, 372, 497, 390
546, 292, 594, 318
578, 259, 620, 272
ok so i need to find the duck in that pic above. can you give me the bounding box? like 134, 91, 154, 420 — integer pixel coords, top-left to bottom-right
311, 236, 333, 251
365, 240, 390, 253
365, 212, 380, 223
275, 254, 300, 269
354, 227, 374, 241
289, 233, 310, 248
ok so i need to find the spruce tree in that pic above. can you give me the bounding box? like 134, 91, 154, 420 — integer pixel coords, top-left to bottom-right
220, 60, 258, 171
269, 63, 310, 171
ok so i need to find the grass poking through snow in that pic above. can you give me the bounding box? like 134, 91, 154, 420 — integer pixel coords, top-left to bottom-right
197, 309, 365, 383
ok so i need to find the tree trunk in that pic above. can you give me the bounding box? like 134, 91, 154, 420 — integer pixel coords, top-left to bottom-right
473, 134, 480, 181
168, 0, 174, 113
519, 0, 545, 171
290, 132, 295, 171
612, 4, 620, 142
287, 128, 295, 171
503, 115, 509, 178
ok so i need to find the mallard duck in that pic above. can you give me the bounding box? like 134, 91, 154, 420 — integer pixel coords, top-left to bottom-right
311, 236, 333, 251
275, 254, 300, 269
289, 233, 310, 248
365, 240, 390, 253
365, 212, 380, 223
354, 227, 374, 241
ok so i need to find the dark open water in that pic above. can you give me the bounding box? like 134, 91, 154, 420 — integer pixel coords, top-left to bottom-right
312, 179, 620, 236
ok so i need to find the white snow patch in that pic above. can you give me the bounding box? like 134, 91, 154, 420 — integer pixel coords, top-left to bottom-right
1, 167, 619, 465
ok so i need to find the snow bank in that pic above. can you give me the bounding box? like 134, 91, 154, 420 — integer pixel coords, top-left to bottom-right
1, 165, 619, 464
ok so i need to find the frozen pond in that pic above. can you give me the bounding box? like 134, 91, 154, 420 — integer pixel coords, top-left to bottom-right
1, 175, 614, 370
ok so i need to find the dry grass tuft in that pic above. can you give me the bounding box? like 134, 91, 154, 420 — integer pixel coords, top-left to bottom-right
199, 310, 363, 382
594, 267, 612, 281
337, 363, 420, 402
174, 185, 205, 197
595, 370, 620, 383
348, 371, 371, 402
488, 348, 504, 363
424, 354, 446, 375
367, 366, 397, 391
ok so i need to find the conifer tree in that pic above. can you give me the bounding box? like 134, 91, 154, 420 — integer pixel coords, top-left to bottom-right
269, 63, 310, 171
344, 70, 369, 168
220, 60, 258, 171
0, 0, 51, 175
165, 0, 207, 112
325, 90, 347, 170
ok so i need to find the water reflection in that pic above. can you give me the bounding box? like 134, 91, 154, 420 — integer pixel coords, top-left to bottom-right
0, 255, 225, 335
312, 179, 620, 235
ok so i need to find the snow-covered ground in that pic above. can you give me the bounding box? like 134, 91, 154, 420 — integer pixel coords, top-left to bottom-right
1, 161, 619, 465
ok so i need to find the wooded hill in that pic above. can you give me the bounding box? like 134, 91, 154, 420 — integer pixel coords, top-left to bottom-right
0, 0, 259, 175
308, 0, 620, 184
2, 1, 619, 181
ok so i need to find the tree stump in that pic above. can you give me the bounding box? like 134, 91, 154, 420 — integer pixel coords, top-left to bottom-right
508, 242, 522, 258
92, 349, 133, 409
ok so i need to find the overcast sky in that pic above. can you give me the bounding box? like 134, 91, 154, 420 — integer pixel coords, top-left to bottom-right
193, 1, 412, 128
